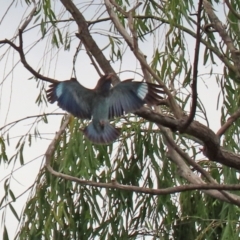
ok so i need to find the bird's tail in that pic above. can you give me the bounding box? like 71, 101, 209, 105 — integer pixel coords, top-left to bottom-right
82, 122, 120, 144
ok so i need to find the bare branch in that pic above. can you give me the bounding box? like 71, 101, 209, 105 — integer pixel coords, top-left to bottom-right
159, 125, 240, 205
135, 108, 240, 170
216, 108, 240, 138
203, 0, 240, 81
160, 126, 215, 184
0, 1, 60, 84
0, 36, 59, 84
104, 0, 183, 118
0, 113, 65, 132
45, 117, 240, 205
181, 0, 203, 130
60, 0, 120, 85
19, 0, 37, 32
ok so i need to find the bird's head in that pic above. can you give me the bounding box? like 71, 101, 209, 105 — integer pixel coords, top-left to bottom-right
95, 73, 114, 93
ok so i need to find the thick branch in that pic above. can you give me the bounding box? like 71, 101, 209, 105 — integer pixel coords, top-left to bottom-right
104, 0, 183, 118
60, 0, 119, 85
87, 15, 234, 73
158, 125, 240, 205
102, 0, 234, 201
203, 0, 240, 81
160, 126, 215, 183
136, 108, 240, 170
45, 117, 240, 205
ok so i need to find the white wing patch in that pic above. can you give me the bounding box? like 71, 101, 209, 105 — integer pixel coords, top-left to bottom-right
56, 83, 64, 98
137, 83, 148, 99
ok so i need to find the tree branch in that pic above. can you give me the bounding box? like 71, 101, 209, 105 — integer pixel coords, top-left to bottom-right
224, 0, 240, 20
181, 0, 203, 129
104, 0, 183, 118
45, 116, 240, 205
216, 107, 240, 138
203, 0, 240, 81
0, 2, 59, 84
87, 14, 234, 74
160, 126, 216, 184
60, 0, 120, 85
0, 113, 65, 134
136, 108, 240, 170
158, 125, 240, 205
0, 37, 59, 83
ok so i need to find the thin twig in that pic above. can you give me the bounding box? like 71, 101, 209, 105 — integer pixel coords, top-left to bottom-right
85, 47, 102, 77
20, 0, 37, 32
72, 40, 83, 78
44, 120, 240, 203
60, 0, 119, 84
0, 183, 35, 210
128, 11, 138, 51
224, 0, 240, 20
18, 29, 59, 84
0, 113, 65, 132
45, 115, 71, 168
127, 2, 142, 13
109, 0, 128, 15
87, 14, 232, 73
0, 4, 59, 85
126, 2, 152, 82
104, 0, 183, 118
181, 0, 203, 130
216, 108, 240, 138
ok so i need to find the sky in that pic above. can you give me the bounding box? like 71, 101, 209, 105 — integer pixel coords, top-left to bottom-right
0, 0, 224, 239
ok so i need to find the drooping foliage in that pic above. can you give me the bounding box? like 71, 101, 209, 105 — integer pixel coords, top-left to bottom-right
1, 0, 240, 239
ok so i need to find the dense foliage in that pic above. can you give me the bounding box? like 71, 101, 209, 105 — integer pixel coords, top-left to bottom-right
1, 0, 240, 239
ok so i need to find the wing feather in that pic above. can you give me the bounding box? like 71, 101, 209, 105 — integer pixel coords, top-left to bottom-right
47, 79, 94, 119
109, 80, 164, 119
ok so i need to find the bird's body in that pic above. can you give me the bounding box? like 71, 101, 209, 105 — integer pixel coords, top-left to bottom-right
47, 73, 164, 144
84, 92, 120, 144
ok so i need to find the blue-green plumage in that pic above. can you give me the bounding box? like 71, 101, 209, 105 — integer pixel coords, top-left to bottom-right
47, 73, 164, 144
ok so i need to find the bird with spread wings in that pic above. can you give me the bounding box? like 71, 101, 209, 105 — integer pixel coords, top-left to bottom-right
47, 73, 164, 144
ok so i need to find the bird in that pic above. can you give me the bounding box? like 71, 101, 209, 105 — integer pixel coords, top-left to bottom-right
46, 73, 164, 144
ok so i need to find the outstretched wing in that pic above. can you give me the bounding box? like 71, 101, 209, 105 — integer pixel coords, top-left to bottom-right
108, 79, 164, 119
47, 78, 95, 119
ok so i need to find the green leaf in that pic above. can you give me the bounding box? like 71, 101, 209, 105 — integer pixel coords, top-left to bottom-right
3, 226, 9, 240
9, 203, 20, 221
